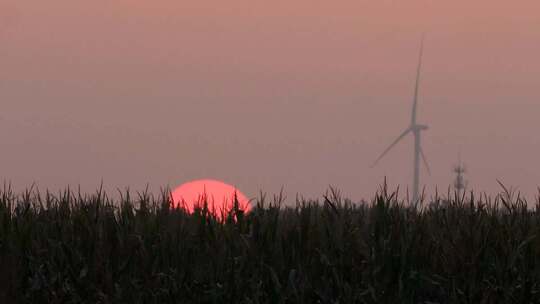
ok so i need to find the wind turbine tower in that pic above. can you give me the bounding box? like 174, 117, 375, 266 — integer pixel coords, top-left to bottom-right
453, 154, 467, 197
372, 40, 431, 203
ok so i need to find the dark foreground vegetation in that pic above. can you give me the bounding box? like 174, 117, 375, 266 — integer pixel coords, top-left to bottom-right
1, 184, 540, 303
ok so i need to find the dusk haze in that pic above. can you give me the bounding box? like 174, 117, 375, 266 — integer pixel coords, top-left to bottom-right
2, 0, 540, 302
2, 0, 539, 200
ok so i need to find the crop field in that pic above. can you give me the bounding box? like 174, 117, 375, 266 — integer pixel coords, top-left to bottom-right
1, 184, 540, 303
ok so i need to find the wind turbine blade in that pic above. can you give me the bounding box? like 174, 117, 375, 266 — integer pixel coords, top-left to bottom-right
371, 128, 411, 168
411, 36, 425, 126
420, 145, 431, 176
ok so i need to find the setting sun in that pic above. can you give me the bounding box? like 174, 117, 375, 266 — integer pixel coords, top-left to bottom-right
171, 179, 251, 217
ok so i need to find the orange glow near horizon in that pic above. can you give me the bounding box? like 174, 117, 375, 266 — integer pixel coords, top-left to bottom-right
171, 179, 251, 218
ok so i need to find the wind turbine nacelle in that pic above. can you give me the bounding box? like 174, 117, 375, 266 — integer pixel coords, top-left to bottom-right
413, 124, 429, 131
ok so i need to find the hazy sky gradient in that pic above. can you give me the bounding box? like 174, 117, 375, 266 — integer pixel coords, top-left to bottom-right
1, 0, 539, 201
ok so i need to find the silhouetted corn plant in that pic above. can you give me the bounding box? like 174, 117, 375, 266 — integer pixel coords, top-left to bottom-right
0, 183, 540, 303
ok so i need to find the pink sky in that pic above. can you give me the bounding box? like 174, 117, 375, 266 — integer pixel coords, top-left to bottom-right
1, 0, 539, 202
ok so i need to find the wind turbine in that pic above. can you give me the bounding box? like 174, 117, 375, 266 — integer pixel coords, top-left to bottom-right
453, 152, 467, 198
372, 39, 431, 203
